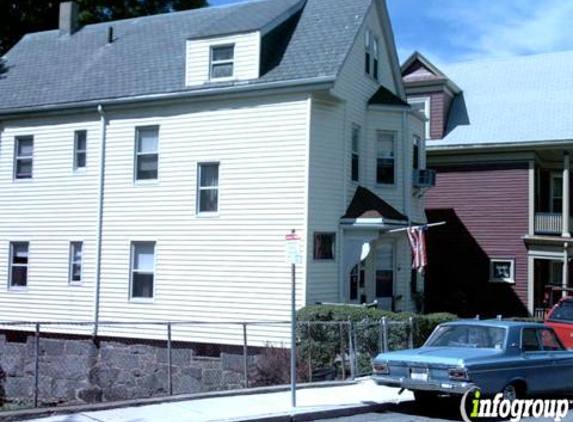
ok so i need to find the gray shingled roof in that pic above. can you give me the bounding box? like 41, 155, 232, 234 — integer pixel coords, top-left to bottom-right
0, 0, 372, 113
434, 50, 573, 147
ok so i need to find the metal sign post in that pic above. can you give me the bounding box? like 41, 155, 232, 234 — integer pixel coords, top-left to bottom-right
285, 230, 302, 409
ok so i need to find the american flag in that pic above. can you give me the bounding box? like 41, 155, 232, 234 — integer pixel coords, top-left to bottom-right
407, 226, 427, 273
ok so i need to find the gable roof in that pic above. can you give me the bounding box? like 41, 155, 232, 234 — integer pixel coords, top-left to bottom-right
415, 50, 573, 148
0, 0, 373, 115
401, 51, 460, 93
342, 186, 407, 221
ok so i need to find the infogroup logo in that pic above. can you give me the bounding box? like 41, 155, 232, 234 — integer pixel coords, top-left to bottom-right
460, 388, 570, 422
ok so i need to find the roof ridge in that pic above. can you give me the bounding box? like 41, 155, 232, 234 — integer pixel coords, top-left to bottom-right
22, 0, 297, 37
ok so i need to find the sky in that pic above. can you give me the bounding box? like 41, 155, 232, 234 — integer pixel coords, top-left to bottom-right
209, 0, 573, 65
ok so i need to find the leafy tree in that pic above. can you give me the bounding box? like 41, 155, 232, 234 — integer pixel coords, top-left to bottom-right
0, 0, 208, 55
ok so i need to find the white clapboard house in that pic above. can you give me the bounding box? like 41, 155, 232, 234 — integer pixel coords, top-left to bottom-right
0, 0, 428, 344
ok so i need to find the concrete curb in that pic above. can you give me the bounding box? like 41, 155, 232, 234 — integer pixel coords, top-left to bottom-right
0, 380, 361, 422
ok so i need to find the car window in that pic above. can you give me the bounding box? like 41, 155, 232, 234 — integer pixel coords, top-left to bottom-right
426, 325, 505, 349
522, 328, 541, 352
548, 300, 573, 322
539, 329, 565, 351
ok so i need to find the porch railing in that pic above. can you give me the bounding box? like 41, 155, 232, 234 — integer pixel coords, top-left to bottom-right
534, 212, 573, 235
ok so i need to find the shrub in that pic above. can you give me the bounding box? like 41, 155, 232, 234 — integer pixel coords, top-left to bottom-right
249, 344, 310, 387
296, 305, 458, 377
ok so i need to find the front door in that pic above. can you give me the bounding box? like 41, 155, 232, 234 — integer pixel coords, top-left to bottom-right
375, 242, 394, 310
349, 261, 367, 304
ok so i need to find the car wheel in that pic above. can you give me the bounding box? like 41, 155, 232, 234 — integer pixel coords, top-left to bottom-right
413, 391, 437, 406
502, 382, 523, 402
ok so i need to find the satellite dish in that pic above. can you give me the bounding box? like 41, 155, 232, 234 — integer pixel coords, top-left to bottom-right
360, 242, 371, 261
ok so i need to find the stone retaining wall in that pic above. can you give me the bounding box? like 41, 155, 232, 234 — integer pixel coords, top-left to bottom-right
0, 331, 249, 408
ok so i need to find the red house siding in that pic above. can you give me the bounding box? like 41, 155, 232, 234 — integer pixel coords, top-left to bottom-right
428, 92, 453, 140
425, 163, 530, 317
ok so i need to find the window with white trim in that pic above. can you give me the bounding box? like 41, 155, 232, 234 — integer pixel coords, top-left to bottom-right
551, 174, 563, 213
364, 30, 380, 80
375, 243, 394, 298
413, 135, 421, 171
9, 242, 29, 289
14, 136, 33, 179
408, 97, 430, 138
69, 242, 83, 284
490, 259, 515, 284
351, 124, 361, 182
135, 126, 159, 181
198, 163, 219, 214
74, 130, 87, 171
210, 45, 235, 80
376, 131, 395, 185
130, 242, 155, 300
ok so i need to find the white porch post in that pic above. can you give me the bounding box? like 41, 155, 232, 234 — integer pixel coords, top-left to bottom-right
562, 152, 570, 237
563, 243, 569, 299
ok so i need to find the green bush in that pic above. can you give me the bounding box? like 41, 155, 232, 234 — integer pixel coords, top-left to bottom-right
296, 305, 458, 377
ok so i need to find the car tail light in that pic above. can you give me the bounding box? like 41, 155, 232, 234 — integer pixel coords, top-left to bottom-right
448, 368, 469, 381
372, 362, 389, 375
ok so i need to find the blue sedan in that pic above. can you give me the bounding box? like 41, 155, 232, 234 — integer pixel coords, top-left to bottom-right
371, 320, 573, 403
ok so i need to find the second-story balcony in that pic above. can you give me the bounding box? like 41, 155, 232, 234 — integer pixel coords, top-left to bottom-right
534, 213, 573, 235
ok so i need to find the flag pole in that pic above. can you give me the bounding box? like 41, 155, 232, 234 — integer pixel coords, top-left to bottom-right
387, 221, 446, 234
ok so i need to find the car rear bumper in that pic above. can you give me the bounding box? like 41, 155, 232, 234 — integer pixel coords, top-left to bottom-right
371, 375, 475, 395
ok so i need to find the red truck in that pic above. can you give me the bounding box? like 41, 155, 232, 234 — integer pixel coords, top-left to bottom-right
544, 287, 573, 349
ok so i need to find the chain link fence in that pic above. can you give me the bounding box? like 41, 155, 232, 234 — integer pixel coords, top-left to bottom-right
0, 319, 413, 413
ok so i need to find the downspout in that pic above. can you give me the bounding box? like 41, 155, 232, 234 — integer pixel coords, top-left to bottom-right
93, 105, 107, 337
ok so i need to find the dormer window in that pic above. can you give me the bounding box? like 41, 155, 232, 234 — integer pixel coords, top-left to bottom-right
210, 45, 235, 80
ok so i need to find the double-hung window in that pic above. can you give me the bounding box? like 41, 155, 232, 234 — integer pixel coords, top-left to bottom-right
551, 174, 563, 213
14, 136, 33, 179
364, 30, 379, 81
351, 124, 361, 182
9, 242, 29, 289
135, 126, 159, 181
314, 233, 336, 260
408, 97, 430, 138
376, 131, 395, 185
69, 242, 83, 284
74, 130, 87, 171
130, 242, 155, 300
413, 135, 421, 171
198, 163, 219, 214
210, 45, 235, 80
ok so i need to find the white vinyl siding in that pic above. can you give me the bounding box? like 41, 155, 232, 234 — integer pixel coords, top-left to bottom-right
186, 32, 260, 86
0, 117, 100, 322
14, 136, 34, 180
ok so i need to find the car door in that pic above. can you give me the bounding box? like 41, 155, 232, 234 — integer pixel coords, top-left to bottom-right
519, 328, 553, 393
539, 327, 573, 392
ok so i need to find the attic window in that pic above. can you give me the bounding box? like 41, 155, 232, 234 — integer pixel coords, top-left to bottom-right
364, 30, 379, 81
210, 45, 235, 80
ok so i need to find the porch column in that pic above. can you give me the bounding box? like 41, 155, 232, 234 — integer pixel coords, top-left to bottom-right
562, 152, 570, 237
563, 243, 569, 299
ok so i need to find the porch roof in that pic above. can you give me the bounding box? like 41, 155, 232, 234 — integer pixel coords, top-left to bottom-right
342, 186, 408, 222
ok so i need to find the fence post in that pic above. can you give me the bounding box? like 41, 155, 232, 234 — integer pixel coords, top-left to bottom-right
167, 322, 173, 396
34, 323, 40, 408
382, 317, 388, 353
339, 322, 346, 380
307, 322, 312, 382
242, 323, 248, 388
347, 320, 355, 379
408, 317, 414, 349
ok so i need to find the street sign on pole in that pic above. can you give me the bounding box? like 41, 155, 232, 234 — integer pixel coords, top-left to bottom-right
285, 233, 302, 265
285, 230, 301, 409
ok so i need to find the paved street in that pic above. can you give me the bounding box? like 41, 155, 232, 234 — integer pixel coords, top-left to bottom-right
317, 399, 573, 422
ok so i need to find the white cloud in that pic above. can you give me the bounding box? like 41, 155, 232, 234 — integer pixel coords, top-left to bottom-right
428, 0, 573, 61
